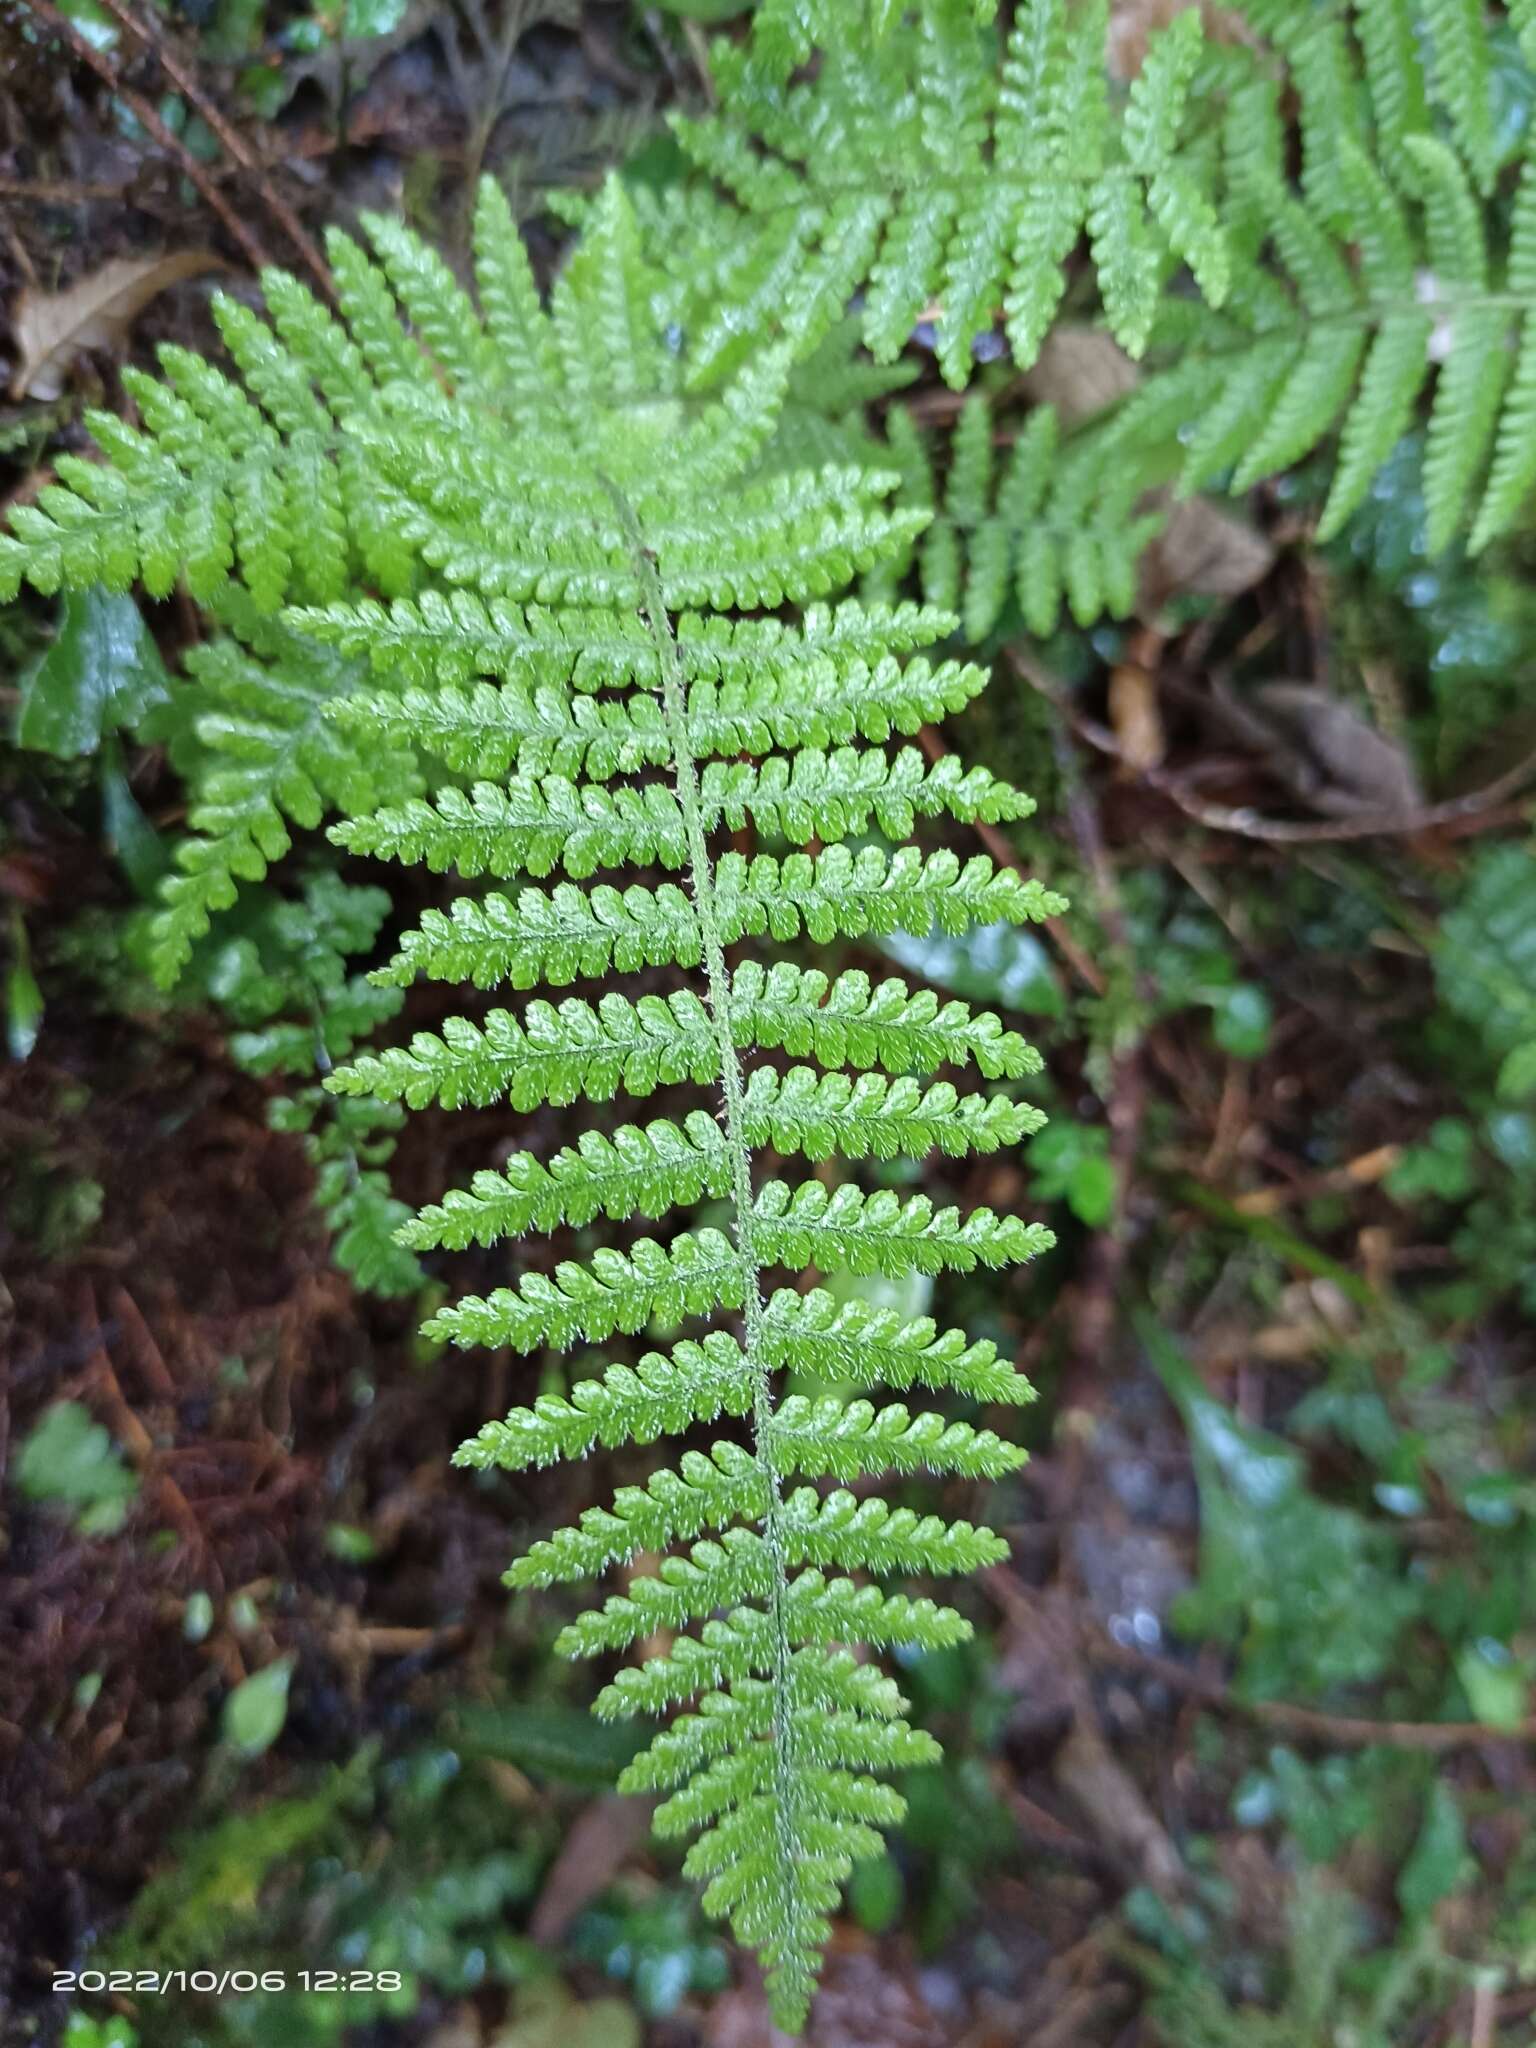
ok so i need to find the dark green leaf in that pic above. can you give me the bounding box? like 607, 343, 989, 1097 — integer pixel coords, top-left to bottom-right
17, 589, 170, 758
1456, 1641, 1529, 1731
452, 1703, 646, 1786
100, 740, 170, 897
1397, 1780, 1468, 1919
1207, 982, 1273, 1060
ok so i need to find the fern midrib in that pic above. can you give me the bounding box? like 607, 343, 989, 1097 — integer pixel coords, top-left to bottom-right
608, 478, 805, 1895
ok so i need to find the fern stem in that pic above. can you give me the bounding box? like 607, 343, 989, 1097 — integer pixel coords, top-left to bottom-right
607, 484, 804, 1887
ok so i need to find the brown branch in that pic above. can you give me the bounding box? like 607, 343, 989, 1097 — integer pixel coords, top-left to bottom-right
1007, 647, 1536, 843
86, 0, 333, 294
1089, 1628, 1536, 1751
82, 1285, 216, 1580
110, 1286, 177, 1401
985, 1567, 1535, 1754
21, 0, 274, 277
983, 1573, 1190, 1898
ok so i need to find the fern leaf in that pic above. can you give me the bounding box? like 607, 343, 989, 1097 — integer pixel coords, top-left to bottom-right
1318, 309, 1433, 539
767, 1396, 1027, 1480
330, 965, 1039, 1113
666, 0, 1227, 386
737, 1065, 1044, 1161
783, 1487, 1011, 1575
1088, 168, 1163, 357
378, 849, 1064, 992
471, 177, 563, 406
151, 602, 420, 981
1472, 156, 1536, 549
759, 1286, 1031, 1402
500, 1443, 772, 1586
457, 1334, 756, 1470
404, 1114, 731, 1248
1353, 0, 1429, 164
752, 1180, 1052, 1275
1422, 0, 1497, 193
1231, 328, 1366, 490
428, 1229, 749, 1353
9, 178, 1060, 2027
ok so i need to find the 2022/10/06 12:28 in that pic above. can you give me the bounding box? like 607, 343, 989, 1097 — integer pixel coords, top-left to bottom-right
53, 1970, 407, 1995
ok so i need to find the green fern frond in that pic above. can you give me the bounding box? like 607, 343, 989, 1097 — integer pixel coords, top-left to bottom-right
760, 1287, 1030, 1401
865, 391, 1167, 636
330, 966, 1039, 1112
751, 1180, 1053, 1274
3, 178, 1057, 2028
1073, 15, 1536, 553
376, 847, 1062, 992
207, 874, 424, 1300
150, 595, 421, 981
669, 0, 1229, 386
329, 746, 1032, 882
0, 175, 924, 989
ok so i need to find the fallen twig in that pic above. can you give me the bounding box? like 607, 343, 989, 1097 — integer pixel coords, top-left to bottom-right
23, 0, 274, 277
1089, 1627, 1536, 1751
89, 0, 333, 294
1007, 647, 1536, 842
82, 1285, 214, 1577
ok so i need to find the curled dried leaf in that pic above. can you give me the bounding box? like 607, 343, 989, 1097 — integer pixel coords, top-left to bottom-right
10, 250, 226, 400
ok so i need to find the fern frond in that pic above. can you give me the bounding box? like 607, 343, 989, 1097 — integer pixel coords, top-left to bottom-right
752, 1180, 1052, 1274
377, 848, 1064, 992
330, 745, 1031, 884
780, 1488, 1012, 1575
867, 392, 1169, 636
760, 1286, 1031, 1402
16, 177, 1057, 2027
456, 1333, 756, 1470
619, 1684, 936, 1795
327, 645, 989, 779
766, 1397, 1027, 1481
500, 1443, 772, 1586
404, 1115, 731, 1249
669, 0, 1229, 386
331, 966, 1039, 1113
1071, 17, 1536, 554
1471, 156, 1536, 549
426, 1229, 749, 1353
150, 597, 420, 980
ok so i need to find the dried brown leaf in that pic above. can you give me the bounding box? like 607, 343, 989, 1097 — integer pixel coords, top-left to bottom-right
1108, 664, 1167, 772
1107, 0, 1256, 82
1253, 682, 1424, 817
1019, 328, 1140, 426
526, 1790, 654, 1945
9, 251, 225, 400
1139, 497, 1276, 610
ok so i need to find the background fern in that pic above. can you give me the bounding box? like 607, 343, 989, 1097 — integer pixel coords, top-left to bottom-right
1128, 17, 1536, 554
1, 178, 1060, 2028
862, 391, 1164, 639
649, 0, 1536, 616
670, 0, 1231, 387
